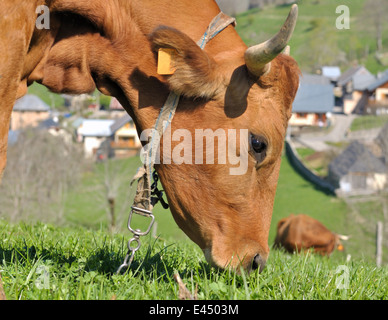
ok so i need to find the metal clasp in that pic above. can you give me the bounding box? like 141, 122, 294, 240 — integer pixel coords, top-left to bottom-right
128, 206, 155, 236
116, 206, 155, 274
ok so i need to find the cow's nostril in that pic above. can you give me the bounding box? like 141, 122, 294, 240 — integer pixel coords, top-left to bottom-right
252, 254, 265, 272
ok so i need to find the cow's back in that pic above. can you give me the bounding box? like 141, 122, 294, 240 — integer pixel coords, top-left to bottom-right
274, 214, 336, 255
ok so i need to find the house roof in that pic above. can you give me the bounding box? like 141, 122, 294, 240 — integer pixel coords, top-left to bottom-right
367, 72, 388, 91
39, 117, 60, 129
321, 66, 341, 81
336, 66, 375, 90
78, 119, 115, 137
329, 141, 386, 178
110, 113, 133, 133
13, 94, 50, 112
292, 74, 334, 113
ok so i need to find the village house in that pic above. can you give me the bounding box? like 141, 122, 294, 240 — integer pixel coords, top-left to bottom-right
10, 94, 51, 130
328, 141, 387, 195
77, 119, 115, 158
320, 66, 341, 83
76, 114, 141, 160
364, 71, 388, 115
109, 113, 142, 158
335, 66, 376, 115
289, 74, 334, 127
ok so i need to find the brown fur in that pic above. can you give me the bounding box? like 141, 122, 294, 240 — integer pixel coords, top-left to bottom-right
0, 0, 300, 271
150, 26, 225, 99
274, 214, 344, 256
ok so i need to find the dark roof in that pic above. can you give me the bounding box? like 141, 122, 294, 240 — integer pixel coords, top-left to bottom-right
13, 94, 50, 112
337, 66, 375, 89
110, 113, 133, 133
367, 72, 388, 91
301, 73, 331, 85
292, 75, 334, 113
329, 141, 386, 177
39, 117, 60, 129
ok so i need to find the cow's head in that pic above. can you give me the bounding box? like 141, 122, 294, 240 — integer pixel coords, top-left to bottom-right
147, 6, 300, 272
334, 234, 350, 252
24, 1, 299, 272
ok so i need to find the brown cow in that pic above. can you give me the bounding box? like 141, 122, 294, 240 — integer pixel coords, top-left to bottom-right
0, 0, 300, 272
274, 214, 349, 256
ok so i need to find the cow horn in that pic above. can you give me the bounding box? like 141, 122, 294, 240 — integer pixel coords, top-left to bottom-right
338, 234, 350, 241
244, 4, 298, 77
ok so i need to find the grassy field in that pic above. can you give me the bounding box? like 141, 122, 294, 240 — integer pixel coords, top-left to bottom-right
235, 0, 388, 73
1, 221, 387, 300
2, 153, 387, 300
350, 115, 388, 131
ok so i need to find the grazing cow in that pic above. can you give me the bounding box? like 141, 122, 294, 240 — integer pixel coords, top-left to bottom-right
274, 214, 349, 256
0, 0, 300, 272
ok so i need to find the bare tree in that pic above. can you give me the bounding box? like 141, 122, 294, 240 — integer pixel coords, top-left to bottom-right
361, 0, 388, 52
92, 157, 137, 232
0, 129, 85, 223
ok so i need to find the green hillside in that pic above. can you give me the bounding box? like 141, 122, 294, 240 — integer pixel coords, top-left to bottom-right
28, 0, 388, 105
235, 0, 388, 73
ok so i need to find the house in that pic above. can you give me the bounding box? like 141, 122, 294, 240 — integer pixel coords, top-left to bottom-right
289, 74, 334, 127
109, 113, 142, 158
77, 114, 141, 159
328, 141, 387, 194
77, 119, 115, 157
364, 71, 388, 115
335, 66, 376, 114
320, 66, 341, 83
11, 94, 51, 130
375, 121, 388, 165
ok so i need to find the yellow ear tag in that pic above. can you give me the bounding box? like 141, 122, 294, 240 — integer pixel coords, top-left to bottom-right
157, 48, 177, 75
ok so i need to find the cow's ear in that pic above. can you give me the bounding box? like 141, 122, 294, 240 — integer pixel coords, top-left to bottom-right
149, 26, 224, 99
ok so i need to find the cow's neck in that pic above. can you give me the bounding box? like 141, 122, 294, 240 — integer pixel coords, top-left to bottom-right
110, 2, 246, 135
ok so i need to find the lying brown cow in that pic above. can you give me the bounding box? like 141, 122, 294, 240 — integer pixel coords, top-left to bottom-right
274, 214, 349, 256
1, 0, 300, 272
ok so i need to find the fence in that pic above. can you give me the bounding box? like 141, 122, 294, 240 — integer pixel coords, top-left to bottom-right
285, 138, 336, 194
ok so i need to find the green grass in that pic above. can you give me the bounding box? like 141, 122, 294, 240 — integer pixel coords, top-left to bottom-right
1, 221, 387, 300
27, 82, 65, 109
1, 153, 386, 300
235, 0, 388, 73
350, 115, 388, 131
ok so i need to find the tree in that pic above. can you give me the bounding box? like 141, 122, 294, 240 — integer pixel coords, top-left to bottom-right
92, 157, 136, 232
0, 129, 85, 223
361, 0, 388, 52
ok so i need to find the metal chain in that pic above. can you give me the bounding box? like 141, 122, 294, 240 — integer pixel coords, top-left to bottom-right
116, 207, 155, 274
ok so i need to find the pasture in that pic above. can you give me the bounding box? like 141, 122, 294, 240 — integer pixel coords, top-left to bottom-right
1, 155, 387, 300
235, 0, 388, 74
1, 221, 387, 300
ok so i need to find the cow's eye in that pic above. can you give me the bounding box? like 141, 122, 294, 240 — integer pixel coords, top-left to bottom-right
250, 134, 267, 163
251, 135, 267, 154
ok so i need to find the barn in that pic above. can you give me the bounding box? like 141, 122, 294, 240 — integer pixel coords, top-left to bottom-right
328, 141, 387, 194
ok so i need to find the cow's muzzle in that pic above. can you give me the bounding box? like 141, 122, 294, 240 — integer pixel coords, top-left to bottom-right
252, 254, 266, 273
